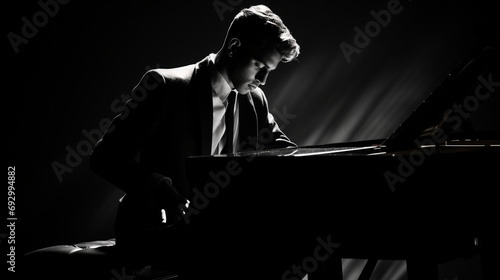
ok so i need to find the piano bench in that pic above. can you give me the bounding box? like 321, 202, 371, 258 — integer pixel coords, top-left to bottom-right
21, 239, 179, 280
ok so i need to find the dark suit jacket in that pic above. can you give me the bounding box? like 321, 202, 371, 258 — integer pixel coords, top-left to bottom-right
90, 55, 295, 200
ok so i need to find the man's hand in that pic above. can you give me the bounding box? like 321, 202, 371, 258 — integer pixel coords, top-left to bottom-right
152, 177, 190, 226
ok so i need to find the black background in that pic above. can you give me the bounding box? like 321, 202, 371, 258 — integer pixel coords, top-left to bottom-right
4, 0, 497, 278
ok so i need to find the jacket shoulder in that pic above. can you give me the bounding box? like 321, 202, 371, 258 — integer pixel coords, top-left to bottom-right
147, 64, 196, 85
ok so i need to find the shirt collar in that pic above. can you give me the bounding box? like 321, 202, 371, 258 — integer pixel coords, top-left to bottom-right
209, 54, 237, 102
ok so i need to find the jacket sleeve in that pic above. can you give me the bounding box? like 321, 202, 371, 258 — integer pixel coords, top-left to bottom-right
253, 89, 297, 150
90, 70, 171, 198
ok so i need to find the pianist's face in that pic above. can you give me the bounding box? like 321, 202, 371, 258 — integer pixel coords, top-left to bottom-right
227, 40, 282, 95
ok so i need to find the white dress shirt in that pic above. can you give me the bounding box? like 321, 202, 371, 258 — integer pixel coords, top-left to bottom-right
209, 55, 240, 155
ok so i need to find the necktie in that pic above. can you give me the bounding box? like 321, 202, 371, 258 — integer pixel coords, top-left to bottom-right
222, 90, 236, 154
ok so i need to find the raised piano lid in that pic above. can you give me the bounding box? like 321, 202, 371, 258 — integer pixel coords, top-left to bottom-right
382, 37, 500, 152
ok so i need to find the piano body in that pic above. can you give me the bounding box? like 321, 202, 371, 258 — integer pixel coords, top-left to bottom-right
181, 41, 499, 279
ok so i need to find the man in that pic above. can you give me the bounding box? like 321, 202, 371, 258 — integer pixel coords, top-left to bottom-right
90, 4, 300, 278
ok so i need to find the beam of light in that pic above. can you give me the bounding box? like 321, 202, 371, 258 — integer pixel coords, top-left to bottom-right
342, 259, 369, 280
268, 31, 473, 148
342, 259, 407, 280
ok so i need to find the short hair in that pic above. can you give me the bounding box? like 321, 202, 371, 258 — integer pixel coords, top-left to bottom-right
225, 5, 300, 63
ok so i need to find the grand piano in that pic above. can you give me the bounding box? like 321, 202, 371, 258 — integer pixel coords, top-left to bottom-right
180, 40, 499, 279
